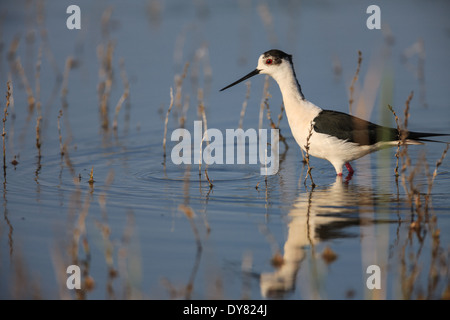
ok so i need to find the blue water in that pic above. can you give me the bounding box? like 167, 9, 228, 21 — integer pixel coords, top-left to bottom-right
0, 0, 449, 299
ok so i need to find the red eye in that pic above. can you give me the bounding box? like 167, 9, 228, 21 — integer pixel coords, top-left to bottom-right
265, 58, 273, 65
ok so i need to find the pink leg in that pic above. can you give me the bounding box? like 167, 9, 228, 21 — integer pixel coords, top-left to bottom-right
345, 162, 354, 174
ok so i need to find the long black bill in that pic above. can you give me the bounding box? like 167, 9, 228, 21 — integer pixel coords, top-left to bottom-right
220, 69, 260, 91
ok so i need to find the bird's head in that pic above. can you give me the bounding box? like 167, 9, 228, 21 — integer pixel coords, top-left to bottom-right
220, 49, 294, 91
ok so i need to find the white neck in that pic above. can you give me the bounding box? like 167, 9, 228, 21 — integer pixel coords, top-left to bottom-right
269, 66, 321, 122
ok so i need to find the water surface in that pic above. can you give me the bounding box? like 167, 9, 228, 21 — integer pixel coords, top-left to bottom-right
1, 0, 449, 299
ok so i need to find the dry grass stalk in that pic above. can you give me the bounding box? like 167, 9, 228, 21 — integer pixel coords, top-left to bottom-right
118, 58, 131, 134
174, 62, 190, 126
205, 168, 213, 189
238, 81, 251, 129
117, 211, 139, 299
304, 121, 316, 188
399, 92, 414, 203
178, 204, 203, 300
198, 88, 211, 179
7, 35, 20, 62
264, 94, 288, 150
71, 190, 94, 299
59, 57, 75, 142
36, 0, 60, 77
388, 92, 414, 197
322, 246, 338, 265
101, 6, 114, 37
349, 50, 362, 115
162, 87, 174, 160
95, 219, 118, 299
35, 46, 42, 110
35, 115, 42, 158
62, 144, 77, 183
276, 103, 285, 128
424, 143, 449, 211
57, 109, 64, 156
259, 76, 270, 131
387, 104, 402, 177
61, 57, 74, 106
97, 41, 115, 131
3, 81, 12, 174
88, 166, 95, 185
198, 88, 208, 142
403, 91, 413, 131
34, 47, 43, 177
112, 87, 129, 132
402, 39, 427, 108
94, 170, 117, 298
257, 3, 278, 47
14, 57, 35, 112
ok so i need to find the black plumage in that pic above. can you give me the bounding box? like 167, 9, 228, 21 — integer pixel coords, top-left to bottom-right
313, 110, 447, 146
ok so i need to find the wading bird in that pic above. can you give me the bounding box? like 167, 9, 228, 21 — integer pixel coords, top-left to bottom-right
220, 49, 447, 177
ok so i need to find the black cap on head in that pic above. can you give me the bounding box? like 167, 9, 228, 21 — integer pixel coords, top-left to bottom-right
263, 49, 292, 65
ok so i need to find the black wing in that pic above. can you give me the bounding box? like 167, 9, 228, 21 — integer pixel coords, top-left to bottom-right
313, 110, 448, 146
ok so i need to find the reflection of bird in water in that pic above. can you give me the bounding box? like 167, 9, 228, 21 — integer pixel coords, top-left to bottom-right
260, 176, 377, 299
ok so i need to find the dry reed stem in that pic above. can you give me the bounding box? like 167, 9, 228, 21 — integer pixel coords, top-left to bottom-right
95, 220, 117, 299
147, 0, 162, 29
35, 46, 42, 110
322, 246, 338, 265
3, 81, 12, 174
304, 121, 316, 188
259, 76, 270, 131
277, 103, 289, 149
71, 190, 94, 298
403, 91, 413, 131
59, 57, 75, 143
94, 169, 117, 298
14, 57, 35, 112
101, 6, 114, 38
205, 168, 213, 189
7, 35, 20, 62
88, 166, 95, 185
198, 88, 211, 178
257, 223, 282, 268
61, 57, 74, 103
35, 115, 42, 157
349, 50, 362, 115
57, 109, 64, 156
35, 47, 43, 165
162, 87, 174, 160
198, 88, 208, 143
178, 204, 203, 300
36, 0, 60, 77
174, 62, 190, 126
112, 88, 129, 131
97, 41, 115, 131
238, 81, 251, 129
257, 3, 278, 47
400, 92, 414, 203
264, 95, 288, 150
62, 144, 77, 182
387, 104, 402, 176
389, 92, 415, 203
118, 58, 131, 134
118, 211, 138, 299
425, 143, 449, 209
402, 38, 427, 108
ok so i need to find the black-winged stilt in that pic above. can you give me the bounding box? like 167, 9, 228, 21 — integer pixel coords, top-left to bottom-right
220, 49, 447, 176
